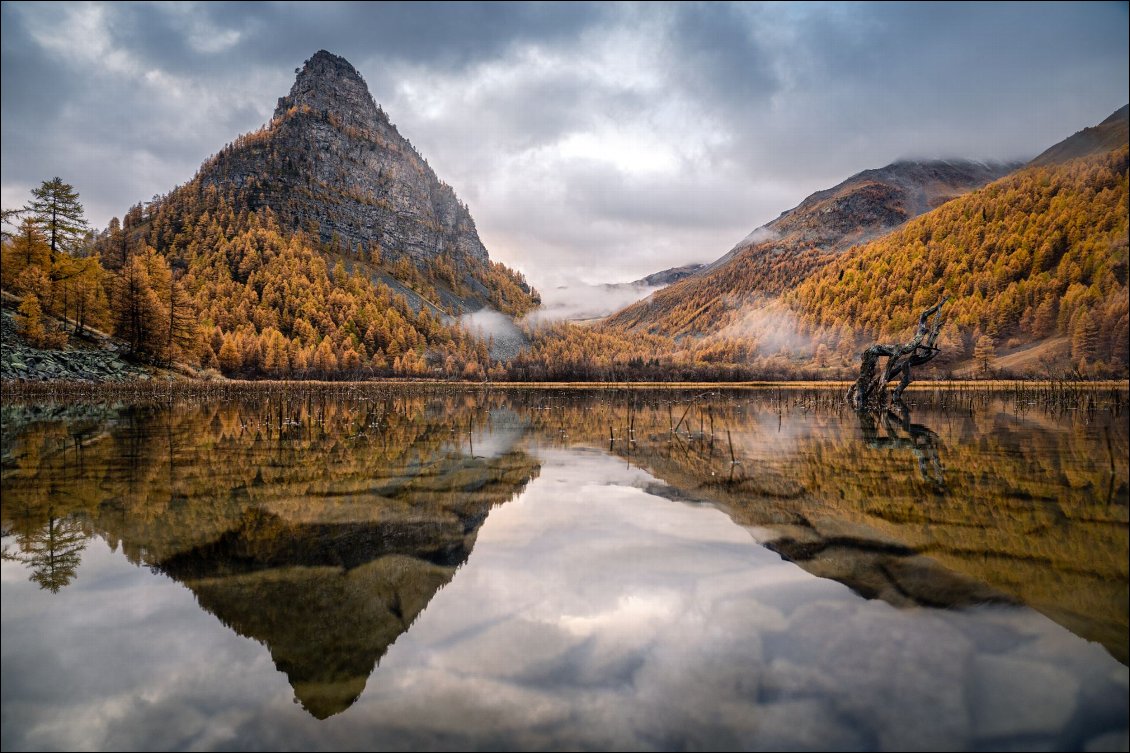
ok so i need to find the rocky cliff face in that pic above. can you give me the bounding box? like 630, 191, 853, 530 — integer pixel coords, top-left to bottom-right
198, 50, 489, 267
630, 264, 706, 288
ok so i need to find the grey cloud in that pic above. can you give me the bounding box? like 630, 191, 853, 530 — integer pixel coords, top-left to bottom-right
0, 8, 78, 123
66, 2, 608, 75
472, 72, 644, 152
384, 64, 627, 178
661, 2, 781, 112
206, 1, 609, 73
721, 2, 1130, 176
464, 162, 752, 279
560, 161, 758, 229
2, 1, 1126, 287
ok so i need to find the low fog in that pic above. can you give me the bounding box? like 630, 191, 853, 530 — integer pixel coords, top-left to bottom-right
458, 308, 529, 361
528, 278, 663, 324
715, 303, 816, 356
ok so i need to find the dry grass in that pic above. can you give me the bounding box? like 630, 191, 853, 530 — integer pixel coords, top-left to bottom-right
3, 376, 1126, 415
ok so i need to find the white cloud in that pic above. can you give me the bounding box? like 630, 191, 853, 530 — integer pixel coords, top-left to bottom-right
23, 3, 136, 75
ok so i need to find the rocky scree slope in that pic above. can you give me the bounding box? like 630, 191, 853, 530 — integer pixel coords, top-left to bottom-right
0, 301, 155, 383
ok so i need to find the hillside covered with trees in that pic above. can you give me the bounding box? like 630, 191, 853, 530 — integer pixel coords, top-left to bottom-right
4, 144, 1127, 382
792, 147, 1129, 376
603, 160, 1017, 339
0, 176, 531, 381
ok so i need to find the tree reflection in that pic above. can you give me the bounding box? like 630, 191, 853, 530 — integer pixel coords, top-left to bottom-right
1, 387, 1126, 691
3, 511, 87, 592
857, 402, 945, 491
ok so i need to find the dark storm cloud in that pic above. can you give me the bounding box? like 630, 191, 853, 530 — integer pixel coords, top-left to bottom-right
0, 9, 79, 125
2, 1, 1127, 286
715, 2, 1130, 177
662, 2, 781, 111
234, 1, 605, 71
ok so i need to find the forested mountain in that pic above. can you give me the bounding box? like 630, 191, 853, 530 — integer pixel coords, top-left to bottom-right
604, 160, 1016, 338
792, 146, 1129, 373
90, 51, 538, 378
529, 107, 1129, 379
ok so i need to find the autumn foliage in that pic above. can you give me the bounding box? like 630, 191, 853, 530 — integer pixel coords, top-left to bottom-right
792, 148, 1129, 375
4, 144, 1126, 381
91, 180, 522, 378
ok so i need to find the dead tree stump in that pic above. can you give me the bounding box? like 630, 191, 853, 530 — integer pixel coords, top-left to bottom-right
847, 297, 948, 410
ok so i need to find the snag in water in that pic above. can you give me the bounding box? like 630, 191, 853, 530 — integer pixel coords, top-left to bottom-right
847, 297, 948, 410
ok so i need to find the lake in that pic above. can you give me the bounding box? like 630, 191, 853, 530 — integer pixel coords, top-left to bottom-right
2, 386, 1127, 751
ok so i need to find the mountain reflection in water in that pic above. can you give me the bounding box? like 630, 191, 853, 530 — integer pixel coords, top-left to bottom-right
1, 387, 1126, 750
2, 395, 541, 718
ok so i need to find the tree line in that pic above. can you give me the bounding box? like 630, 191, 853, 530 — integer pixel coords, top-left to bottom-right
1, 175, 525, 378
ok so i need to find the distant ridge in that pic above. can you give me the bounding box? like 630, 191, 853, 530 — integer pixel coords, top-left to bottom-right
603, 159, 1016, 337
1029, 104, 1129, 167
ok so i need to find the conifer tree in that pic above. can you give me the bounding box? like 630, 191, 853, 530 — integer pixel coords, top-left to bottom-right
16, 294, 48, 348
973, 335, 996, 376
1071, 310, 1100, 364
29, 178, 89, 262
218, 335, 241, 375
0, 217, 49, 289
67, 257, 110, 336
112, 254, 164, 359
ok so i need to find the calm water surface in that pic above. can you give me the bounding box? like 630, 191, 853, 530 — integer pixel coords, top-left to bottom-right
2, 387, 1127, 751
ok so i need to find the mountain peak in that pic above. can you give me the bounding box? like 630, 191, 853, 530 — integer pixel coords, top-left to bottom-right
190, 48, 537, 315
274, 50, 381, 125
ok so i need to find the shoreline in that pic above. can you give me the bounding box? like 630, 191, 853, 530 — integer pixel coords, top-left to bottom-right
3, 376, 1128, 400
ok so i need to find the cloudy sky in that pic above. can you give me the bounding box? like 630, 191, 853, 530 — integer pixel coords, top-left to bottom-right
2, 2, 1127, 289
